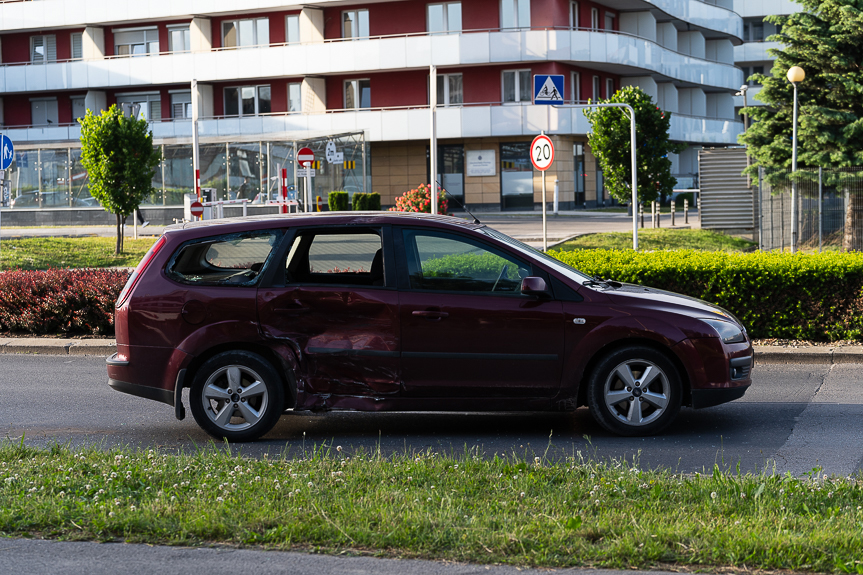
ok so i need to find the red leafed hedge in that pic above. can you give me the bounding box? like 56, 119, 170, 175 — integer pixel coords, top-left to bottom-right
0, 269, 129, 335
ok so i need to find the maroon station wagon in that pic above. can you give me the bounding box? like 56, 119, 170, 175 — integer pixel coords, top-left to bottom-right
106, 212, 753, 441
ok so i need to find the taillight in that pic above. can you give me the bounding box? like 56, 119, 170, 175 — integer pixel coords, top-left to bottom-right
116, 235, 167, 308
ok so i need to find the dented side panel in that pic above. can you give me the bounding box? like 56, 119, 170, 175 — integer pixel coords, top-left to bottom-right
257, 286, 401, 397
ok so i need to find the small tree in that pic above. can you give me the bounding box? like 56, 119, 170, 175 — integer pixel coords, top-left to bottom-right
584, 86, 686, 205
79, 106, 160, 254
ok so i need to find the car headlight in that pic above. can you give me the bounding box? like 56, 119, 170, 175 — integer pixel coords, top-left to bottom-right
703, 319, 746, 344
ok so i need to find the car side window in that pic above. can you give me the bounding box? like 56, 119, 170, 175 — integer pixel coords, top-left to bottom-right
285, 230, 385, 287
166, 229, 283, 286
402, 229, 530, 293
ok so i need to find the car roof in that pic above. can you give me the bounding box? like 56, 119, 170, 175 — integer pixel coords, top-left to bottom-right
164, 211, 485, 235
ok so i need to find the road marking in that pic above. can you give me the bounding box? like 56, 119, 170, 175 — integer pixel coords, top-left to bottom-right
773, 364, 863, 476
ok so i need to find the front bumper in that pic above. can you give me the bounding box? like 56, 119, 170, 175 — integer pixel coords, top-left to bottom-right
690, 384, 750, 409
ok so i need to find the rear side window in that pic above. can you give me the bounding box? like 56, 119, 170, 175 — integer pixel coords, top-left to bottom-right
167, 229, 283, 286
285, 229, 385, 287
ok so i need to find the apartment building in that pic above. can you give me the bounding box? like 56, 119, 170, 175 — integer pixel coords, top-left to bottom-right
732, 0, 799, 119
0, 0, 744, 211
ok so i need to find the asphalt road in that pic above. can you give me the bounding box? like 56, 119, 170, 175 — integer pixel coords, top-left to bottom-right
2, 355, 861, 476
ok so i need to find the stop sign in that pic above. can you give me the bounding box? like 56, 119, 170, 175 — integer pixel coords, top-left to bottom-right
297, 147, 315, 167
189, 201, 204, 218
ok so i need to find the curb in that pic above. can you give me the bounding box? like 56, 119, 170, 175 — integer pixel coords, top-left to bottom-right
2, 339, 863, 363
0, 338, 117, 357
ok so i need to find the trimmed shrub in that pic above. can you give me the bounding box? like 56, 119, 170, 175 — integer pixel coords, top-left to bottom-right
0, 269, 130, 335
389, 184, 448, 214
328, 191, 349, 212
549, 249, 863, 341
352, 192, 382, 211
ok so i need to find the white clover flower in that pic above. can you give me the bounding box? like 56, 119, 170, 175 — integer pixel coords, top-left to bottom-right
216, 497, 224, 502
740, 493, 746, 499
58, 491, 65, 498
130, 505, 137, 511
711, 492, 717, 500
109, 512, 115, 517
171, 496, 177, 502
520, 492, 526, 498
337, 446, 343, 452
85, 484, 91, 490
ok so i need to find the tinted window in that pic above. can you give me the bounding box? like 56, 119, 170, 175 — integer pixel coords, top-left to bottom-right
285, 230, 385, 286
403, 230, 530, 293
167, 230, 282, 286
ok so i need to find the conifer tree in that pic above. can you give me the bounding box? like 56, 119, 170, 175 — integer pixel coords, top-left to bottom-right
740, 0, 863, 250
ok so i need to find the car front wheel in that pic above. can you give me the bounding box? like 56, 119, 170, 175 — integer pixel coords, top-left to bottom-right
586, 345, 681, 436
189, 351, 285, 442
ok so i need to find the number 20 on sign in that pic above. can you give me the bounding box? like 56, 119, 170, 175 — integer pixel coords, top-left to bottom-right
530, 134, 554, 171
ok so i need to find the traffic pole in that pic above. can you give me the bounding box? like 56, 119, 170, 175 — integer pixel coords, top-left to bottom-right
541, 133, 547, 252
281, 168, 288, 214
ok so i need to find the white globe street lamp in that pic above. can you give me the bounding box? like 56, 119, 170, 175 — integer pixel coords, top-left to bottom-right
787, 66, 805, 253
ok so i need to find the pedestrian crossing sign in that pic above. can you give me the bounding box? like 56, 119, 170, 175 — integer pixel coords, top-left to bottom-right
533, 75, 564, 105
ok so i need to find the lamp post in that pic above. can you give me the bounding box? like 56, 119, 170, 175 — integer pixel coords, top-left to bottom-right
787, 65, 805, 253
735, 84, 749, 132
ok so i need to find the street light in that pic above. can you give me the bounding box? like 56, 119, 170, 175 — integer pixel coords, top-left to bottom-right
787, 65, 805, 253
735, 84, 748, 132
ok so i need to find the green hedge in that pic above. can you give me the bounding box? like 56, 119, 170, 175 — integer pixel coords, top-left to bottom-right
328, 191, 349, 212
549, 249, 863, 341
352, 192, 381, 211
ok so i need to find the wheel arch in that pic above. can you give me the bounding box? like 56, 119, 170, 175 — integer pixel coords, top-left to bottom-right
183, 341, 298, 409
575, 337, 692, 409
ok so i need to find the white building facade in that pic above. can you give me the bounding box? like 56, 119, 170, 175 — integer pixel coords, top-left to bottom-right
0, 0, 744, 211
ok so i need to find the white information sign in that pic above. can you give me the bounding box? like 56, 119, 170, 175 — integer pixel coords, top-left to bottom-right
297, 168, 316, 177
466, 149, 496, 177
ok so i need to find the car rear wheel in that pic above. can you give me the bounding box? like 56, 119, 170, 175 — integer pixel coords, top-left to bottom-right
586, 345, 681, 436
189, 351, 285, 442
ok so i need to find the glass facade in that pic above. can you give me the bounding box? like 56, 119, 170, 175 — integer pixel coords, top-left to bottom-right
500, 142, 533, 210
4, 133, 369, 211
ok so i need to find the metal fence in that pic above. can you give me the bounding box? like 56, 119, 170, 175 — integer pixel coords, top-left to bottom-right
759, 167, 863, 252
1, 132, 369, 211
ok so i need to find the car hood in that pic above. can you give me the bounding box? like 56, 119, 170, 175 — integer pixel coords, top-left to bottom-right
600, 283, 742, 325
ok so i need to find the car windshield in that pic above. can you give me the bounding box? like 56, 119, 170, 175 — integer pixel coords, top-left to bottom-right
477, 227, 592, 283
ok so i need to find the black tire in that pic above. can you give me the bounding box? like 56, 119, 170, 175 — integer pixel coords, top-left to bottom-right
189, 351, 285, 442
586, 345, 682, 436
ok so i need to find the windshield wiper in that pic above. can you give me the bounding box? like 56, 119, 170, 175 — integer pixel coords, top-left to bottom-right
583, 276, 622, 289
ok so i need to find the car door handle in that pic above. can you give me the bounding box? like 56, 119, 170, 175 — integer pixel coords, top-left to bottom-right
412, 310, 449, 320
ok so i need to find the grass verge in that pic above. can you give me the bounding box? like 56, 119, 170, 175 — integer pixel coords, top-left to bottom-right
2, 443, 862, 572
557, 229, 756, 252
0, 237, 154, 270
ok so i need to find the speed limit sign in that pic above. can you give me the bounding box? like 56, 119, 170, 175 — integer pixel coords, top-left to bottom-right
530, 134, 554, 171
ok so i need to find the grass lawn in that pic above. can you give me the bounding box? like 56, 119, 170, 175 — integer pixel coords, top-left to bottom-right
556, 229, 757, 252
0, 237, 154, 270
2, 443, 862, 572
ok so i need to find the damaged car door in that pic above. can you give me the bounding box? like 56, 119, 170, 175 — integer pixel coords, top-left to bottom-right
257, 226, 400, 400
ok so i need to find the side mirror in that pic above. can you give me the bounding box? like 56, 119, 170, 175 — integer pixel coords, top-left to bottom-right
521, 276, 549, 296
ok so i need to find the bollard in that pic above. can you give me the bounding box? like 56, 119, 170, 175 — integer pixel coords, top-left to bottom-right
242, 199, 248, 217
651, 201, 656, 228
553, 179, 559, 215
639, 203, 644, 228
684, 198, 689, 224
671, 200, 675, 227
657, 202, 661, 228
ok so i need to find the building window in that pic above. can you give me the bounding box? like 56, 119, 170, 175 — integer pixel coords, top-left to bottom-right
605, 13, 615, 30
31, 35, 57, 64
502, 69, 530, 103
114, 27, 159, 56
434, 73, 463, 106
592, 75, 600, 100
606, 78, 614, 98
168, 25, 191, 52
570, 1, 579, 28
742, 65, 765, 86
501, 0, 530, 29
743, 19, 764, 42
171, 92, 192, 119
71, 33, 83, 60
571, 72, 581, 102
342, 10, 369, 39
117, 93, 161, 121
428, 144, 465, 200
500, 142, 533, 210
71, 96, 86, 121
31, 98, 59, 125
222, 18, 269, 48
344, 79, 371, 109
428, 2, 462, 33
286, 15, 300, 43
590, 8, 599, 30
224, 85, 272, 116
288, 82, 302, 112
574, 142, 586, 206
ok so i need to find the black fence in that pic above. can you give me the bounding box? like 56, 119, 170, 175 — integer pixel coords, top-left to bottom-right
759, 167, 863, 252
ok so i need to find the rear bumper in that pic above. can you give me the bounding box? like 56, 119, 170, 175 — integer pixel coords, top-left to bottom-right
691, 384, 750, 409
108, 376, 173, 406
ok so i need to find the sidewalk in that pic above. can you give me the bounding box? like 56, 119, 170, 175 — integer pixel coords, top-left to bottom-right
2, 337, 861, 364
